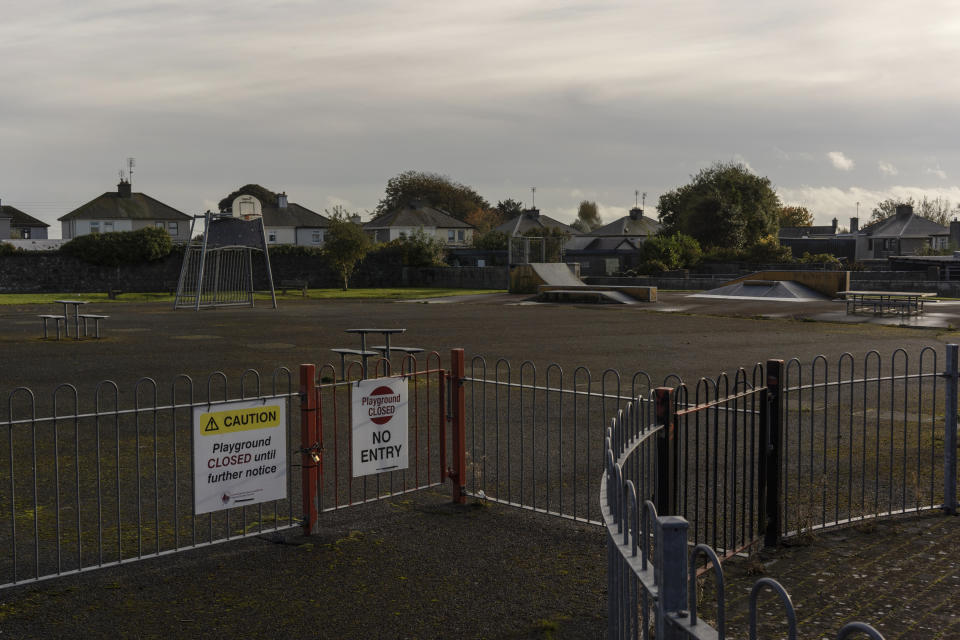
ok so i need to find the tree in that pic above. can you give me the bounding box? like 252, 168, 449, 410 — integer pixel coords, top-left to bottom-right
916, 196, 952, 226
656, 162, 781, 249
572, 200, 602, 232
870, 197, 914, 223
778, 205, 814, 227
472, 230, 509, 250
464, 207, 503, 235
637, 233, 702, 274
522, 227, 569, 262
323, 211, 371, 290
495, 199, 524, 218
375, 171, 489, 220
218, 184, 279, 212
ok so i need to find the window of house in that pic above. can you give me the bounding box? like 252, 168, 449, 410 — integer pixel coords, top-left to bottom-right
168, 222, 178, 236
21, 229, 29, 239
448, 230, 456, 242
399, 231, 407, 239
457, 230, 465, 242
103, 221, 114, 233
90, 222, 100, 234
312, 230, 322, 244
268, 231, 277, 242
155, 222, 164, 229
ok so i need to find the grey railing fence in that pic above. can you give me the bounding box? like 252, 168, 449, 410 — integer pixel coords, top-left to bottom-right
0, 368, 299, 590
603, 344, 959, 639
463, 356, 655, 524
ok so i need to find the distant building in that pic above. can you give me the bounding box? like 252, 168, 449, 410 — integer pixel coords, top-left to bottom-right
493, 208, 579, 236
564, 207, 661, 275
856, 205, 950, 259
0, 201, 50, 240
59, 180, 192, 242
363, 200, 474, 246
259, 192, 330, 247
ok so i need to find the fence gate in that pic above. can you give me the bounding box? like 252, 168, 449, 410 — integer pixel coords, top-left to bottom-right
654, 360, 780, 558
297, 352, 456, 533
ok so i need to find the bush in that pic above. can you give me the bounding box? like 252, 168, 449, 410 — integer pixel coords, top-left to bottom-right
0, 242, 23, 256
60, 227, 173, 266
368, 229, 448, 267
637, 233, 701, 274
701, 235, 793, 264
267, 244, 325, 257
797, 252, 843, 268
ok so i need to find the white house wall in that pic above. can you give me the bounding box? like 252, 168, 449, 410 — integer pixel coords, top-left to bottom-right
264, 227, 297, 245
295, 228, 325, 247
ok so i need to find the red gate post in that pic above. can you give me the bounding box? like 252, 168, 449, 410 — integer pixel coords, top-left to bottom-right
299, 364, 319, 534
654, 387, 677, 516
448, 348, 467, 503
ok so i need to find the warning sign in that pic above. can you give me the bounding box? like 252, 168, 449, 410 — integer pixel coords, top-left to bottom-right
351, 378, 409, 477
193, 398, 287, 515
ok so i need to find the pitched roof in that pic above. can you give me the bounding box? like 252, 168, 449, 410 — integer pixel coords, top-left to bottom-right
0, 205, 49, 228
588, 209, 660, 236
493, 210, 579, 236
262, 203, 330, 228
866, 212, 949, 238
364, 201, 472, 229
779, 224, 837, 238
59, 191, 191, 222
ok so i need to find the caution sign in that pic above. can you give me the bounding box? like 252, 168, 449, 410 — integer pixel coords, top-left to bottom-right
351, 378, 409, 477
193, 398, 287, 515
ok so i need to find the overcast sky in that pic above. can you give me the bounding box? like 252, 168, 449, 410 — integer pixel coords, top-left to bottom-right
3, 0, 960, 237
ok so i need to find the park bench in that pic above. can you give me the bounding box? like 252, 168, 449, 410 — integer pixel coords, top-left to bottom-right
279, 279, 308, 296
79, 314, 109, 339
39, 315, 65, 340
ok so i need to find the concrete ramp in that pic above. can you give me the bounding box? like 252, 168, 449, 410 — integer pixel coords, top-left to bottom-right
691, 279, 827, 301
510, 263, 583, 293
510, 263, 657, 304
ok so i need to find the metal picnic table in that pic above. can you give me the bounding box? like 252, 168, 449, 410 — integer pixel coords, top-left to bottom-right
839, 290, 936, 316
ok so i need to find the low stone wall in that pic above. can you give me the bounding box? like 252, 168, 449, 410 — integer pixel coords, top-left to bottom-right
0, 253, 509, 293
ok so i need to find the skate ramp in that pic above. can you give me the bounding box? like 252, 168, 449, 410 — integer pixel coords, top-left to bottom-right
509, 263, 585, 293
690, 279, 827, 301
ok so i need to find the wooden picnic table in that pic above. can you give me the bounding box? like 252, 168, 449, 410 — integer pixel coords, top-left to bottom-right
838, 291, 936, 316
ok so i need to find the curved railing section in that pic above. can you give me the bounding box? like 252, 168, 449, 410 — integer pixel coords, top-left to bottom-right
601, 392, 889, 640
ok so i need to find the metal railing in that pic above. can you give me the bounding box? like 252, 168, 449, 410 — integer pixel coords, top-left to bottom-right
603, 344, 960, 638
0, 368, 298, 590
463, 357, 655, 524
602, 392, 888, 639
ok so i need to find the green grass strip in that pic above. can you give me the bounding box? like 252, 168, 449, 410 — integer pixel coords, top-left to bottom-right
0, 289, 505, 305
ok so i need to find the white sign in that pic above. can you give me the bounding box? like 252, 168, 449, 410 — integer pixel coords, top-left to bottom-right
351, 378, 409, 477
193, 398, 287, 515
231, 194, 263, 220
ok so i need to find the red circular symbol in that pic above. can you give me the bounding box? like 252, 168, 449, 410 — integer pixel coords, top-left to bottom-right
369, 385, 397, 425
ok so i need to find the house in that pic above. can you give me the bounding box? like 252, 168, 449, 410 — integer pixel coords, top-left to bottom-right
0, 201, 50, 240
856, 205, 951, 260
59, 179, 193, 242
363, 200, 474, 246
778, 217, 857, 262
259, 192, 330, 247
563, 207, 661, 275
493, 208, 579, 236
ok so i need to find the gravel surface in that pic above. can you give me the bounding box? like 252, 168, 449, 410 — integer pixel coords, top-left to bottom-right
0, 292, 957, 639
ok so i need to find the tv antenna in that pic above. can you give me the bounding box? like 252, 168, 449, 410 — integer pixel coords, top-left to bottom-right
530, 186, 536, 208
127, 157, 135, 184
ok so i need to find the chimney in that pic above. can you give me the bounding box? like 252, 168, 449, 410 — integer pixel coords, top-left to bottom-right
277, 192, 288, 208
896, 204, 913, 220
349, 214, 361, 225
525, 208, 540, 219
117, 179, 132, 198
850, 217, 859, 233
831, 217, 837, 233
950, 219, 960, 248
629, 207, 642, 221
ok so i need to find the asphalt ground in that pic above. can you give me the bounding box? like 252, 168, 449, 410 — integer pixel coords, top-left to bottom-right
0, 291, 958, 639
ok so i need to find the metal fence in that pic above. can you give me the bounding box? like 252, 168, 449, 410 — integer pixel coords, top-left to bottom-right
462, 357, 654, 524
0, 368, 299, 590
603, 345, 959, 639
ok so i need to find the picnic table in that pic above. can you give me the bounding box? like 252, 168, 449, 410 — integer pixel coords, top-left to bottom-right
334, 328, 408, 379
53, 299, 88, 339
839, 291, 936, 316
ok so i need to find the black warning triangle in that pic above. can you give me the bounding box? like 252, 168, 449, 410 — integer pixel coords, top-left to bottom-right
205, 416, 220, 432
